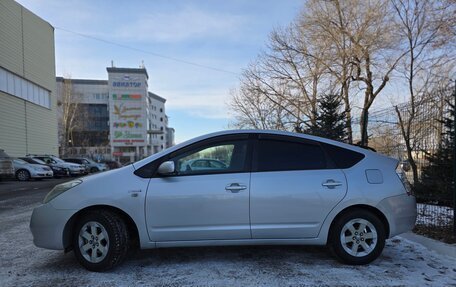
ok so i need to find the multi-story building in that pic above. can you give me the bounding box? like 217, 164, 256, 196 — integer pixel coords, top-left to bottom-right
0, 0, 58, 157
56, 66, 174, 163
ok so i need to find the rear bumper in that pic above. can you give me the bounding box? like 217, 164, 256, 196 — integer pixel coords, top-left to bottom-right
377, 194, 417, 238
30, 203, 76, 250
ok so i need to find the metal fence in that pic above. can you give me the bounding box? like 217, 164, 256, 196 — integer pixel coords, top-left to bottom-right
353, 84, 455, 242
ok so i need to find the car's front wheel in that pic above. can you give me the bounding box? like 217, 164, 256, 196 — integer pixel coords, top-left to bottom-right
329, 209, 386, 265
16, 169, 30, 181
73, 210, 129, 272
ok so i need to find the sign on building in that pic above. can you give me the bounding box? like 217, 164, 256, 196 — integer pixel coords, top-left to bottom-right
108, 72, 147, 147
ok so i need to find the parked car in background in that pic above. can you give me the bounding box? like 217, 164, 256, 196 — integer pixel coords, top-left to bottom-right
102, 160, 122, 170
12, 159, 53, 181
0, 149, 14, 180
180, 158, 227, 172
26, 155, 85, 177
30, 130, 416, 271
20, 157, 69, 178
63, 158, 107, 173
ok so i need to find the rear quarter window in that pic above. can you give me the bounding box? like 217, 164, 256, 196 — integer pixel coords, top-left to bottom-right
322, 143, 365, 169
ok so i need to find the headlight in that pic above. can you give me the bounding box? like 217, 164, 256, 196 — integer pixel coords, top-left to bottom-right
43, 180, 82, 204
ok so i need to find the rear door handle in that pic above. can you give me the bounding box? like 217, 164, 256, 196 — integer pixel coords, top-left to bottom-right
225, 183, 247, 193
322, 180, 342, 189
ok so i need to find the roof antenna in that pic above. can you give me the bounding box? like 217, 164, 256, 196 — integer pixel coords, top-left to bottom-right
111, 60, 114, 67
140, 60, 144, 69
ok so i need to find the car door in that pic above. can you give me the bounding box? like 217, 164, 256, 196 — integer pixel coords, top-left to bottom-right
250, 135, 347, 239
145, 135, 252, 241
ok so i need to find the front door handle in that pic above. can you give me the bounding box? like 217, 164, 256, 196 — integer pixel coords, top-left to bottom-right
225, 183, 247, 193
322, 180, 342, 189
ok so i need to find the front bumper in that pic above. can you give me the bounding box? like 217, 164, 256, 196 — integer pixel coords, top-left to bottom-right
69, 169, 85, 175
377, 194, 417, 238
30, 170, 54, 178
30, 203, 76, 250
52, 168, 70, 177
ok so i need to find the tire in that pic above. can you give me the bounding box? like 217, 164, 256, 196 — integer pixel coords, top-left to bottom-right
73, 210, 129, 272
16, 169, 31, 181
329, 209, 386, 265
90, 167, 99, 173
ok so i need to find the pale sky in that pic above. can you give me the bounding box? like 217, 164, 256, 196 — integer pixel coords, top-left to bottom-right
16, 0, 303, 143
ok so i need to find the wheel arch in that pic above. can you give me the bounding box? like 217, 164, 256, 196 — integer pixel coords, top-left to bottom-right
62, 205, 140, 251
327, 204, 390, 243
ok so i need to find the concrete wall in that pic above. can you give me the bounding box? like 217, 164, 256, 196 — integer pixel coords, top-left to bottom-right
0, 0, 58, 157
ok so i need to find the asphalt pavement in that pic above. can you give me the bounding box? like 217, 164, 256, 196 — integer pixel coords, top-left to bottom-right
0, 178, 72, 213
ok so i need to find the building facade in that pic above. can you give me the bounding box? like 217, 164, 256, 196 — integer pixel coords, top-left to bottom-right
56, 66, 174, 163
0, 0, 58, 157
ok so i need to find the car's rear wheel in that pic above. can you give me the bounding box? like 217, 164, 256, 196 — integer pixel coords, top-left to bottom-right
73, 210, 129, 272
16, 169, 30, 181
90, 167, 99, 173
329, 209, 386, 265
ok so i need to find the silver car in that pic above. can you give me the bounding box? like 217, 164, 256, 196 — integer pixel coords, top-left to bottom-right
13, 159, 53, 181
30, 130, 417, 271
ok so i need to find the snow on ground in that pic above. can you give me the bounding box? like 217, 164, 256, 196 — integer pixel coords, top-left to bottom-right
416, 203, 454, 226
1, 203, 455, 287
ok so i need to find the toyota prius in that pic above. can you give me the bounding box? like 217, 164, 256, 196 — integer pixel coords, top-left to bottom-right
30, 130, 417, 271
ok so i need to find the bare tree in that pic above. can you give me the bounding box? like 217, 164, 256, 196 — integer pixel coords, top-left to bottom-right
392, 0, 456, 183
326, 0, 407, 146
57, 77, 81, 157
229, 18, 330, 132
297, 0, 356, 142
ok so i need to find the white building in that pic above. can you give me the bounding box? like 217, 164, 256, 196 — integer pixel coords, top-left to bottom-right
56, 66, 174, 163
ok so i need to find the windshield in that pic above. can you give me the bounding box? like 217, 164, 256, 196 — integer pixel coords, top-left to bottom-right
51, 157, 65, 163
32, 158, 46, 164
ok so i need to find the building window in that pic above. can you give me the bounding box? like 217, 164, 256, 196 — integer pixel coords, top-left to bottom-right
160, 108, 163, 113
160, 117, 163, 122
0, 67, 51, 109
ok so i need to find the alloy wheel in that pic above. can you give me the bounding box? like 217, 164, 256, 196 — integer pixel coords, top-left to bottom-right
17, 170, 30, 181
340, 218, 378, 257
78, 221, 110, 264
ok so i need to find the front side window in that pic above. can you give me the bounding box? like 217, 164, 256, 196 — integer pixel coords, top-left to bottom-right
171, 140, 247, 176
256, 139, 327, 172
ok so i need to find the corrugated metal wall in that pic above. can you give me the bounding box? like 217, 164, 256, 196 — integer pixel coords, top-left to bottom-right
0, 0, 58, 157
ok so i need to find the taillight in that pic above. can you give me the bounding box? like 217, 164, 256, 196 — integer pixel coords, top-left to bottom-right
396, 164, 412, 195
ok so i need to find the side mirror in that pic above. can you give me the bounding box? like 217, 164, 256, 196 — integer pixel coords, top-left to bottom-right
157, 161, 175, 175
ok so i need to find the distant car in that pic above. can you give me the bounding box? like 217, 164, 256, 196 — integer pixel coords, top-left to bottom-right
27, 155, 85, 176
63, 158, 107, 173
20, 157, 69, 178
12, 159, 53, 181
0, 149, 14, 180
102, 160, 122, 170
30, 130, 417, 271
180, 158, 227, 172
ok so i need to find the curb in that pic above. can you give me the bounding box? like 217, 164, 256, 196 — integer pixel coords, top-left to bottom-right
399, 232, 456, 258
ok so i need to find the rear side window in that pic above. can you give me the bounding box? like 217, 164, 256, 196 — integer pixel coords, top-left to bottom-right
322, 143, 365, 169
256, 139, 326, 172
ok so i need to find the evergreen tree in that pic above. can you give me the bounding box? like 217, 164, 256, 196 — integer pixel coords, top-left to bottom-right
416, 100, 454, 205
306, 94, 347, 142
